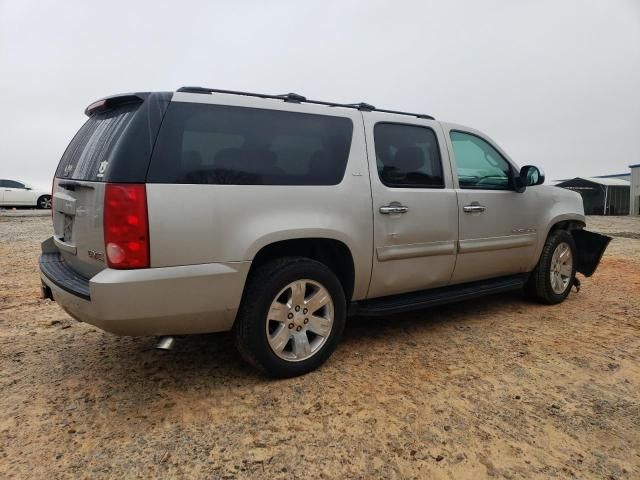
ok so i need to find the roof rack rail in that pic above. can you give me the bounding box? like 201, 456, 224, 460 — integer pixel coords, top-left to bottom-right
176, 86, 435, 120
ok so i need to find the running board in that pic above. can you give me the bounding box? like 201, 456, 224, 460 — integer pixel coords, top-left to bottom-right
352, 274, 529, 317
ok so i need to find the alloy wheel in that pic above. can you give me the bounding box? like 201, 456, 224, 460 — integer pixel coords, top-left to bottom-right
550, 241, 573, 294
265, 279, 334, 362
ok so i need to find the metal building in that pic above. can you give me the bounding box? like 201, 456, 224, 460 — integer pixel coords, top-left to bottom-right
593, 172, 631, 182
556, 177, 631, 215
631, 164, 640, 216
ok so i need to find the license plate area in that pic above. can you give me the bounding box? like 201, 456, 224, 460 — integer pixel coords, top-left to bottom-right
62, 214, 74, 243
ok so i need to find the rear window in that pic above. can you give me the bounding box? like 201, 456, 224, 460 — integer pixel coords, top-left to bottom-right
374, 123, 444, 188
55, 105, 138, 181
147, 102, 353, 185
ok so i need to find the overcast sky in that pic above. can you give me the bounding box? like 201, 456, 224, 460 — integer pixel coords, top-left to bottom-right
1, 0, 639, 188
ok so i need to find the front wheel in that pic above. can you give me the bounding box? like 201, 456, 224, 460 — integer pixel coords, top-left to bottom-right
234, 257, 346, 377
37, 195, 51, 209
525, 229, 577, 304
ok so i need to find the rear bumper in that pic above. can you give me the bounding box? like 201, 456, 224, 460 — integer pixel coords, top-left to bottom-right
39, 242, 250, 336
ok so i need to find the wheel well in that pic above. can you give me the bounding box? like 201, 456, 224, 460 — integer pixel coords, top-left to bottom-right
250, 238, 355, 301
548, 219, 585, 235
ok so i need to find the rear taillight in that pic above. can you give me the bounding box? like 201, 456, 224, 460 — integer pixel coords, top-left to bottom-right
104, 183, 149, 269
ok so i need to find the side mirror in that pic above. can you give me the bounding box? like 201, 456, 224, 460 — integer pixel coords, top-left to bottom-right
520, 165, 545, 187
513, 175, 527, 193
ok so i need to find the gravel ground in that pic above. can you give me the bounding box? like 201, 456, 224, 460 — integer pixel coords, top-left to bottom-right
1, 214, 639, 479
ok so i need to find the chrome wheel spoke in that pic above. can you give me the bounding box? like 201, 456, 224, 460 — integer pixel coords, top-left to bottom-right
559, 263, 572, 277
269, 324, 291, 353
268, 302, 288, 322
290, 281, 306, 307
292, 332, 311, 357
307, 315, 331, 337
304, 289, 329, 313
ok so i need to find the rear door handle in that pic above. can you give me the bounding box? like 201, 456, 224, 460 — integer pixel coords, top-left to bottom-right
380, 204, 409, 214
463, 204, 487, 213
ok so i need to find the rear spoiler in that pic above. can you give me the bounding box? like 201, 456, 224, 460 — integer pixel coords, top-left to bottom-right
85, 93, 144, 116
572, 229, 611, 277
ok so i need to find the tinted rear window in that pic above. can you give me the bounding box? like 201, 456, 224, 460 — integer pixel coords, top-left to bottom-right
55, 105, 138, 181
147, 102, 353, 185
374, 123, 444, 188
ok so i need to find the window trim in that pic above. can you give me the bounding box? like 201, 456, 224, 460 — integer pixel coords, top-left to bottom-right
449, 129, 517, 191
374, 121, 446, 190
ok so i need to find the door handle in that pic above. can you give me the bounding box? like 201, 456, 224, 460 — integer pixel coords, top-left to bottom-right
463, 204, 487, 213
380, 204, 409, 214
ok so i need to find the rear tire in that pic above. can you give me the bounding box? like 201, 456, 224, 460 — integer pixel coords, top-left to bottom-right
525, 229, 577, 304
234, 257, 346, 378
37, 195, 51, 209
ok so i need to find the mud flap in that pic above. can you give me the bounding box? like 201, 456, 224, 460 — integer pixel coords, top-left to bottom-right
571, 229, 612, 277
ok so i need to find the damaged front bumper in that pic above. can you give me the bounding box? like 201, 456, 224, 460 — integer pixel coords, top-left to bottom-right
572, 229, 612, 277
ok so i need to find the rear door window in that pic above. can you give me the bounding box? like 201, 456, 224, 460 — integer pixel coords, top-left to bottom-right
374, 123, 444, 188
55, 105, 138, 181
147, 103, 354, 185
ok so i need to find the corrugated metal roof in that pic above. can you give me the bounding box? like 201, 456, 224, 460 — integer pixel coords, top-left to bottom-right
594, 173, 631, 178
579, 177, 630, 186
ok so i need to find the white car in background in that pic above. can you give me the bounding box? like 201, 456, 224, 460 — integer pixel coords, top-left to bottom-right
0, 179, 51, 209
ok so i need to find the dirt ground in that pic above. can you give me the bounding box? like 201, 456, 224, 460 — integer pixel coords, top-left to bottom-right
1, 212, 639, 479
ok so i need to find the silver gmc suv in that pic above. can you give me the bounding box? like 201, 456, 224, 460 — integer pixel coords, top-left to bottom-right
40, 87, 610, 377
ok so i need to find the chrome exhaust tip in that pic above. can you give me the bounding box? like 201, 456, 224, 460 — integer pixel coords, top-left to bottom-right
155, 336, 175, 351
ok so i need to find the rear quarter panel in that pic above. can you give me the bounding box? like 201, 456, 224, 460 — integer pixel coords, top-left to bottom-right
146, 97, 373, 300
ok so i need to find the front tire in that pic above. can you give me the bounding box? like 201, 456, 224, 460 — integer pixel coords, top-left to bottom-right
37, 195, 51, 209
234, 257, 346, 378
525, 229, 577, 304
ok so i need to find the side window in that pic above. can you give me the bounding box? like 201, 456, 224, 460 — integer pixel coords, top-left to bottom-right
4, 180, 24, 188
449, 131, 512, 190
147, 103, 353, 186
374, 123, 444, 188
